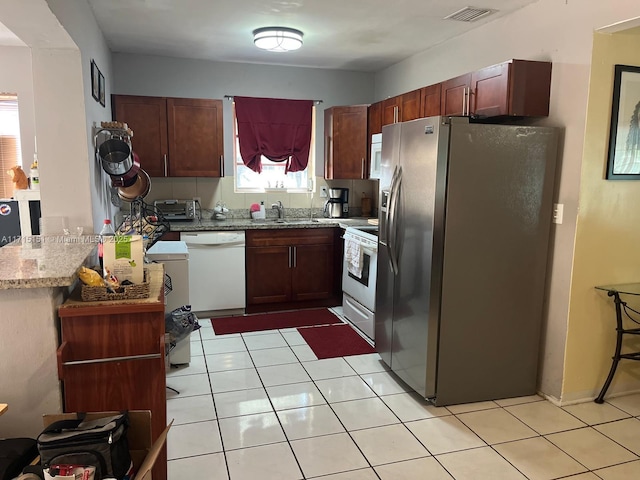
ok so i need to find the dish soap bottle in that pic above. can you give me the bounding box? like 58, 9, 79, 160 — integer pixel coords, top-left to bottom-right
29, 154, 39, 191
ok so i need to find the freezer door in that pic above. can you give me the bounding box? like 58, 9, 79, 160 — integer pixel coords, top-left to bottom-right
388, 117, 448, 399
375, 122, 401, 367
435, 123, 558, 405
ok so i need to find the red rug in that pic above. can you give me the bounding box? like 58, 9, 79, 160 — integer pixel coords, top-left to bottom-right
298, 323, 375, 359
211, 308, 343, 335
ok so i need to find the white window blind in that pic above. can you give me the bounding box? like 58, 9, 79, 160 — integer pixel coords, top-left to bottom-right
0, 95, 22, 198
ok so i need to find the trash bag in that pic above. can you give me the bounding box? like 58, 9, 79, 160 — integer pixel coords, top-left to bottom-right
165, 305, 200, 348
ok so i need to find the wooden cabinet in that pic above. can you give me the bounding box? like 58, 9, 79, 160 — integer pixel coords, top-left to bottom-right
112, 95, 224, 177
246, 228, 341, 313
158, 231, 180, 241
471, 59, 552, 117
368, 101, 383, 136
324, 105, 368, 179
420, 83, 442, 118
57, 263, 167, 480
440, 60, 552, 118
382, 89, 422, 127
441, 73, 472, 116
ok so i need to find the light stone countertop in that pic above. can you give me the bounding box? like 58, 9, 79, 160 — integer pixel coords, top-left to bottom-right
168, 216, 377, 232
0, 236, 97, 290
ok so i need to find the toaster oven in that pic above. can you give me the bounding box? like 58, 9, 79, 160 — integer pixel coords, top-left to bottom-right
153, 199, 197, 221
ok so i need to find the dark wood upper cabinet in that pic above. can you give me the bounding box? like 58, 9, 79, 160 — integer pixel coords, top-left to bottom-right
368, 101, 383, 136
167, 98, 224, 177
441, 73, 472, 116
420, 83, 442, 118
112, 95, 168, 177
324, 105, 368, 179
112, 95, 224, 177
440, 60, 552, 118
471, 59, 552, 118
381, 89, 422, 127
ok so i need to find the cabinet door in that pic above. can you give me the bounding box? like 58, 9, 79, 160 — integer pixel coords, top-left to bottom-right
382, 96, 400, 126
470, 62, 510, 117
420, 84, 442, 118
292, 243, 334, 301
112, 95, 168, 177
167, 98, 224, 177
400, 89, 422, 122
440, 73, 471, 116
246, 246, 291, 305
368, 101, 383, 136
324, 105, 368, 179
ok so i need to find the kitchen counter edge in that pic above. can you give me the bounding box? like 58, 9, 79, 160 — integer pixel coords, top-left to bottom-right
168, 217, 376, 232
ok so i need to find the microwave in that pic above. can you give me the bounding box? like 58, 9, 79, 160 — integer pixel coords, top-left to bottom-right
370, 133, 382, 179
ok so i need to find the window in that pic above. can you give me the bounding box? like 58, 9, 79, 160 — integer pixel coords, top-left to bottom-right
234, 103, 315, 193
0, 94, 22, 198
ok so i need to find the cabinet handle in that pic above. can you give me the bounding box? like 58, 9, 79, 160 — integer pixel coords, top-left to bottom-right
461, 88, 467, 116
220, 155, 224, 177
466, 87, 471, 116
288, 246, 292, 268
394, 105, 398, 123
361, 158, 365, 178
62, 353, 162, 367
293, 246, 297, 268
163, 154, 168, 177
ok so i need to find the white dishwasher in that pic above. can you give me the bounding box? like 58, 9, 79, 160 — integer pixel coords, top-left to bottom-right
180, 231, 246, 313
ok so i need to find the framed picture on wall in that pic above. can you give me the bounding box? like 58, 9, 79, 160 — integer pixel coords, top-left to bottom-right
98, 70, 105, 107
91, 60, 99, 101
606, 64, 640, 180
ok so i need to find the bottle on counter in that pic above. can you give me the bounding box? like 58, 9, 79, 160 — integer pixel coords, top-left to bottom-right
98, 219, 116, 272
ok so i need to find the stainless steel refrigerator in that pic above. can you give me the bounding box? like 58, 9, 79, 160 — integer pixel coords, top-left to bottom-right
376, 116, 558, 406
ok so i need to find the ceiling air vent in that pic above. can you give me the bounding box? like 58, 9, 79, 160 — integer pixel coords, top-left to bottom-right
444, 6, 495, 22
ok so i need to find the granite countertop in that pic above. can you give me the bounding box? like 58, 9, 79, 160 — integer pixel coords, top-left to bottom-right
168, 217, 378, 232
0, 236, 97, 290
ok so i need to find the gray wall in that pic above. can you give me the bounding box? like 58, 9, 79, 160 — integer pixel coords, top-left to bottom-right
112, 54, 375, 178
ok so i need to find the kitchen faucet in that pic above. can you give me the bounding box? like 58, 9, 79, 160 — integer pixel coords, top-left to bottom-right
271, 201, 285, 219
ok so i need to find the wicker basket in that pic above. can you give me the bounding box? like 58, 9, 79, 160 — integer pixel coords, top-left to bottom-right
81, 269, 150, 302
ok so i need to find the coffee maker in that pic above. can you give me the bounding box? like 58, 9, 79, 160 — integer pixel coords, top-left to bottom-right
324, 187, 349, 218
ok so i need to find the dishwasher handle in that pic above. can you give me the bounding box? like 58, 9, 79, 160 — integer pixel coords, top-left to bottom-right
184, 241, 245, 248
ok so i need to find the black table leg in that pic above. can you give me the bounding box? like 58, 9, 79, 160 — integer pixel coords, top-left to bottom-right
595, 291, 624, 404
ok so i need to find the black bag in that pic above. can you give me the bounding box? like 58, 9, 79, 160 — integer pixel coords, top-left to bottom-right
37, 413, 131, 480
0, 438, 38, 480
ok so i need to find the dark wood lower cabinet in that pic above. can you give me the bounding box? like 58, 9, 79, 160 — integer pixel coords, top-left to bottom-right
246, 228, 341, 313
57, 263, 167, 480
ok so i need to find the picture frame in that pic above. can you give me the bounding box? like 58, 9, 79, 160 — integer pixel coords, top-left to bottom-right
91, 60, 99, 101
606, 64, 640, 180
98, 69, 105, 107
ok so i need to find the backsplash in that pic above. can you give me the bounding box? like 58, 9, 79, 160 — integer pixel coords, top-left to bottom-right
140, 176, 378, 216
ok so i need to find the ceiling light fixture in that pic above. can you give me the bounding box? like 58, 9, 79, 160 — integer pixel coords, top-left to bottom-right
253, 27, 303, 52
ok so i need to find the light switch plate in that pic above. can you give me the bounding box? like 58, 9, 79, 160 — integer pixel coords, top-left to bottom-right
553, 203, 564, 224
320, 187, 328, 198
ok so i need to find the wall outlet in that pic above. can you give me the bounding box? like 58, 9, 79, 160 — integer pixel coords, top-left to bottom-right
320, 186, 328, 198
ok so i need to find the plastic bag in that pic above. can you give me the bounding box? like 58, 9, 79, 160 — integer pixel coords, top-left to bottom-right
165, 305, 200, 347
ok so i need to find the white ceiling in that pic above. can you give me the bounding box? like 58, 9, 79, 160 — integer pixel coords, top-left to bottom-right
86, 0, 539, 72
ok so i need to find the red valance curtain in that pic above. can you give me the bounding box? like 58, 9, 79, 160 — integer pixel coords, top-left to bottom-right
235, 96, 313, 173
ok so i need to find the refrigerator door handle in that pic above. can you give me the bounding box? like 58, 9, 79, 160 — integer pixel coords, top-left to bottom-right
388, 165, 401, 275
389, 166, 402, 275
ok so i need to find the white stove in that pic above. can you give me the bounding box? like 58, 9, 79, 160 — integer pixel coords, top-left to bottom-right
342, 225, 378, 341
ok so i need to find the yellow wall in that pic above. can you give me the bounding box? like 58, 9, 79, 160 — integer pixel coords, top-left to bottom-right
564, 30, 640, 401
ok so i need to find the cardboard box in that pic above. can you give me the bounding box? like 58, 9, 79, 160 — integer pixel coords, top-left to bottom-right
103, 235, 144, 284
41, 411, 171, 480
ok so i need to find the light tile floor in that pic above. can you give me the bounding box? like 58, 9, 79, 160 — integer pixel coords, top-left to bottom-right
165, 316, 640, 480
